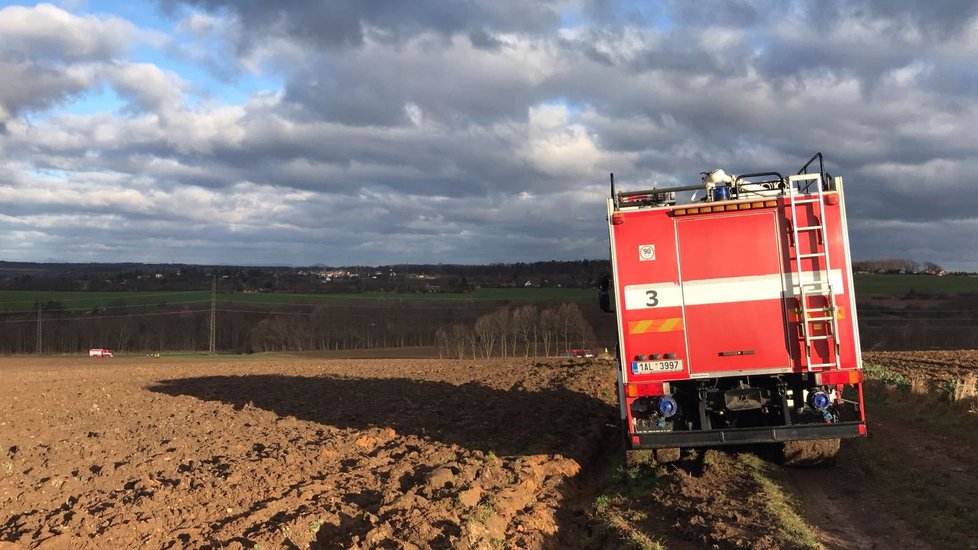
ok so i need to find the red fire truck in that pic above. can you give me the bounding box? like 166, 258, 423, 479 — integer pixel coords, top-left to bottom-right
602, 153, 866, 462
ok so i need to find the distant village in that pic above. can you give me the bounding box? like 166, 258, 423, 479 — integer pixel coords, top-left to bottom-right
851, 259, 953, 276
0, 260, 610, 293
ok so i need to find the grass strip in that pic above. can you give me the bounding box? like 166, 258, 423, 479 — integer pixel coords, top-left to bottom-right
736, 453, 824, 550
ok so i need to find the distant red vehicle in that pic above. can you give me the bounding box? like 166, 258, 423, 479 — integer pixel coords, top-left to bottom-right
89, 348, 114, 358
563, 349, 595, 358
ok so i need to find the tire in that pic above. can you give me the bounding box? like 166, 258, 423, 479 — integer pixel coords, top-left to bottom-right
782, 438, 841, 467
653, 447, 681, 464
624, 449, 654, 468
624, 447, 681, 467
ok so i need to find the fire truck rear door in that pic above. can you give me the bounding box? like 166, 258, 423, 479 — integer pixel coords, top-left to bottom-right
676, 211, 790, 375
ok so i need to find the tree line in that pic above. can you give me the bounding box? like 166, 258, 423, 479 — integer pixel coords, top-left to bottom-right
434, 303, 596, 359
0, 299, 603, 356
853, 258, 944, 274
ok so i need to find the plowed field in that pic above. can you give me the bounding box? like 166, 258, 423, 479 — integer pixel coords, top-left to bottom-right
0, 357, 615, 549
3, 352, 978, 549
864, 349, 978, 382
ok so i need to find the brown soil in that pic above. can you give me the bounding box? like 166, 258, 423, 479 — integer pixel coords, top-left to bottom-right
4, 351, 978, 549
0, 356, 617, 549
655, 451, 788, 549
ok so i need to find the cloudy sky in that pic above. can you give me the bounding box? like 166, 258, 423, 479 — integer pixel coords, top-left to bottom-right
0, 1, 976, 269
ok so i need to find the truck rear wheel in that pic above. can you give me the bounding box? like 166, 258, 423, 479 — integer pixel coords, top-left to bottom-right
782, 438, 840, 467
653, 447, 681, 463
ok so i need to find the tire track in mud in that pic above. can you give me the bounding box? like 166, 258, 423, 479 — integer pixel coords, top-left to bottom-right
773, 442, 926, 550
773, 405, 978, 550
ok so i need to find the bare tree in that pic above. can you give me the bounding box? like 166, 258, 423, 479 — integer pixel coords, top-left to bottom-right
553, 303, 593, 353
497, 308, 513, 357
435, 327, 449, 358
511, 305, 538, 357
474, 314, 497, 358
539, 308, 557, 357
449, 323, 469, 359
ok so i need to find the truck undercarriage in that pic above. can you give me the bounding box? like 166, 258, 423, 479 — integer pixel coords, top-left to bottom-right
626, 373, 865, 448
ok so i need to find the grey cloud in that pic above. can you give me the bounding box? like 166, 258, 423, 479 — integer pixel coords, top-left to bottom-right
850, 219, 978, 272
662, 0, 977, 39
160, 0, 569, 51
661, 0, 762, 27
279, 34, 549, 128
106, 64, 186, 113
2, 1, 978, 268
809, 0, 978, 37
468, 29, 504, 50
0, 4, 156, 123
8, 96, 564, 200
0, 3, 137, 62
0, 61, 96, 122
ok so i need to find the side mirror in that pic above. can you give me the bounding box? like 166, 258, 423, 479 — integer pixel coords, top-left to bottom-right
599, 275, 613, 313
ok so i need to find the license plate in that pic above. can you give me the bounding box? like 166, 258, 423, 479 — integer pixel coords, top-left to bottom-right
631, 359, 683, 374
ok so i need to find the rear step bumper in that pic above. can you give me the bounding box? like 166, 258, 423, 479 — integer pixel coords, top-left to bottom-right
629, 421, 865, 449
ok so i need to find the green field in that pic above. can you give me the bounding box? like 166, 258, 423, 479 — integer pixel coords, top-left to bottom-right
853, 274, 978, 296
0, 275, 973, 313
0, 287, 594, 312
0, 290, 211, 312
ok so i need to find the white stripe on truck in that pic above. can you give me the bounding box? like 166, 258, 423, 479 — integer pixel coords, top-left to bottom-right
623, 269, 844, 311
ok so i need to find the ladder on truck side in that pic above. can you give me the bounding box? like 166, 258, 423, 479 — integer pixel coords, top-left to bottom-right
787, 173, 841, 370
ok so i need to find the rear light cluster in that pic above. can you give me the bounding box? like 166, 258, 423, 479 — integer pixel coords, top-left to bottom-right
625, 382, 665, 397
671, 200, 778, 216
815, 369, 862, 385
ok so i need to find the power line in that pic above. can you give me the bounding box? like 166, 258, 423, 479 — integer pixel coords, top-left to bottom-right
35, 303, 41, 355
209, 276, 216, 355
